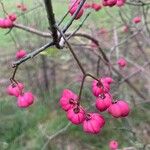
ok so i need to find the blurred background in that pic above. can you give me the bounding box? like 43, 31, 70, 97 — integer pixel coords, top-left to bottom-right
0, 0, 150, 149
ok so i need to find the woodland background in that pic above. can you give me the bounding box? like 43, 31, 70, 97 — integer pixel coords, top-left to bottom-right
0, 0, 150, 150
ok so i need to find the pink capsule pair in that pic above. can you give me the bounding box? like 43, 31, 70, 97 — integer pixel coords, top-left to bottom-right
16, 49, 27, 59
67, 107, 106, 134
67, 106, 106, 134
7, 82, 35, 108
108, 100, 130, 118
92, 77, 113, 97
60, 89, 84, 124
0, 13, 17, 29
7, 82, 24, 97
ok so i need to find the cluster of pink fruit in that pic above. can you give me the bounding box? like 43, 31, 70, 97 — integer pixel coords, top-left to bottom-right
59, 76, 130, 134
0, 13, 17, 29
7, 82, 35, 108
68, 0, 126, 20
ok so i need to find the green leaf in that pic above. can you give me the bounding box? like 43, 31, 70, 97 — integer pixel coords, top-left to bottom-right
40, 47, 59, 57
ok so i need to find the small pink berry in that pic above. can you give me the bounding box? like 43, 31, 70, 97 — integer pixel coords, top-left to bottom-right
108, 100, 130, 118
7, 82, 24, 97
84, 3, 91, 9
101, 77, 114, 85
108, 102, 122, 118
59, 89, 78, 111
83, 113, 105, 134
96, 93, 112, 112
69, 5, 84, 19
117, 100, 130, 117
16, 49, 27, 59
102, 0, 109, 6
109, 140, 118, 150
92, 78, 110, 97
116, 0, 126, 7
17, 92, 35, 108
8, 13, 17, 22
107, 0, 117, 7
91, 3, 102, 11
132, 16, 141, 24
67, 106, 85, 125
117, 57, 127, 68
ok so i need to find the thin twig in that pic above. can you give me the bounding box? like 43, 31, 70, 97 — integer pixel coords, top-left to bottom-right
12, 42, 54, 67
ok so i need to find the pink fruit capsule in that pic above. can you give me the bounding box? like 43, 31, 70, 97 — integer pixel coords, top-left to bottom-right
108, 100, 130, 118
116, 0, 125, 7
16, 50, 27, 59
117, 100, 130, 117
67, 106, 85, 125
102, 0, 109, 6
109, 140, 118, 150
84, 3, 91, 9
117, 57, 127, 68
101, 77, 114, 85
91, 3, 102, 11
96, 93, 112, 112
59, 89, 78, 111
83, 113, 105, 134
7, 82, 24, 97
8, 13, 17, 22
132, 16, 141, 24
108, 103, 122, 118
92, 78, 110, 97
107, 0, 117, 7
17, 91, 35, 108
69, 4, 84, 19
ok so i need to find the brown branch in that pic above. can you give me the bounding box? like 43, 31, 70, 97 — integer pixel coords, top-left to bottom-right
14, 23, 51, 38
44, 0, 59, 48
12, 42, 54, 67
56, 25, 86, 75
71, 33, 146, 100
62, 0, 87, 33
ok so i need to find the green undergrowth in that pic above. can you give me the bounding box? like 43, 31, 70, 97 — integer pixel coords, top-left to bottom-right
0, 86, 149, 150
